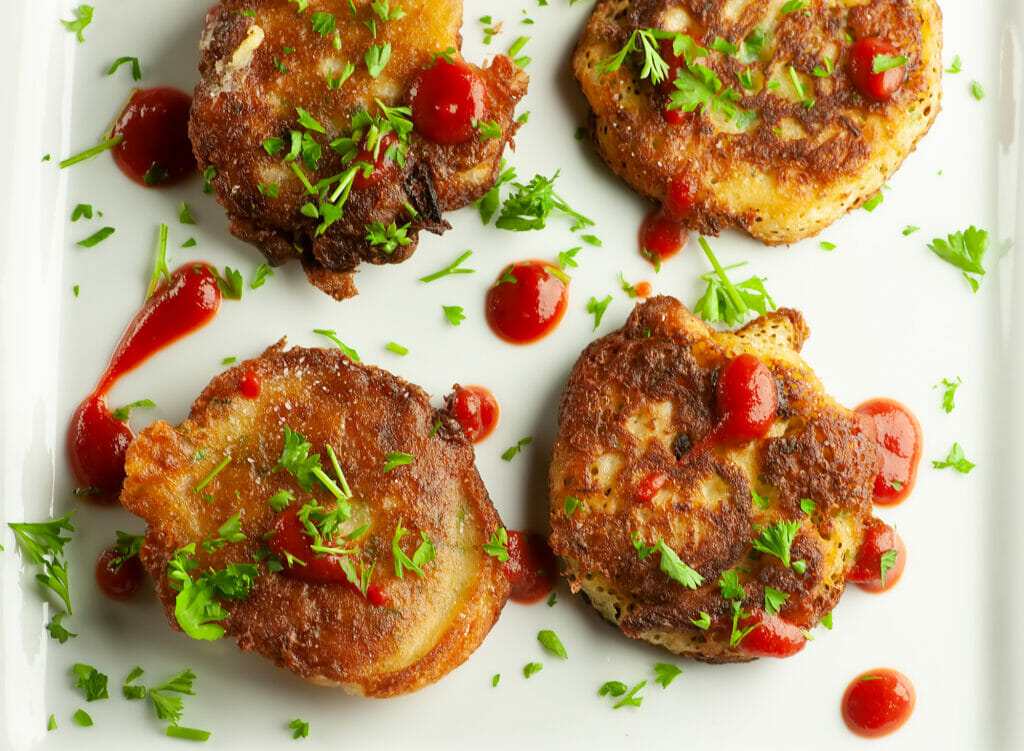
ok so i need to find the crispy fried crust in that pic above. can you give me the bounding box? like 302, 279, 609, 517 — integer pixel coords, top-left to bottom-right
573, 0, 942, 244
121, 342, 509, 696
548, 297, 881, 661
191, 0, 528, 299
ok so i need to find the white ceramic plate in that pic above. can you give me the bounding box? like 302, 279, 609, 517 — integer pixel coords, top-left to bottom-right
2, 1, 1023, 748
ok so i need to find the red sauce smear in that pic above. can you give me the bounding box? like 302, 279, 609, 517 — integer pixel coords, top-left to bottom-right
848, 522, 907, 593
848, 38, 906, 102
504, 531, 556, 604
268, 508, 389, 606
485, 260, 569, 344
715, 353, 778, 444
635, 471, 667, 503
634, 281, 654, 298
449, 385, 500, 442
639, 210, 688, 266
738, 611, 807, 658
95, 546, 145, 599
842, 668, 916, 737
111, 87, 197, 187
854, 398, 922, 505
409, 58, 485, 144
67, 264, 222, 502
239, 372, 262, 399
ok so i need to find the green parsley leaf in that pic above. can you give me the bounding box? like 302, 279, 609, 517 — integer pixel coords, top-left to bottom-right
8, 511, 75, 613
310, 12, 335, 35
821, 612, 833, 630
165, 726, 210, 741
800, 498, 816, 515
419, 249, 475, 282
108, 55, 142, 80
936, 376, 961, 413
653, 663, 682, 688
495, 171, 593, 232
764, 586, 790, 615
751, 519, 802, 567
365, 220, 412, 254
473, 118, 502, 141
598, 681, 627, 697
971, 80, 985, 100
73, 709, 93, 727
213, 266, 243, 300
251, 263, 274, 289
523, 662, 543, 678
903, 225, 920, 236
729, 600, 757, 646
927, 226, 988, 291
693, 237, 775, 325
146, 224, 171, 300
383, 451, 414, 472
391, 519, 430, 578
632, 533, 704, 588
77, 226, 115, 248
547, 592, 557, 607
751, 489, 770, 510
872, 54, 908, 73
143, 162, 169, 186
932, 442, 975, 473
61, 5, 94, 42
492, 673, 500, 687
112, 398, 156, 421
177, 202, 196, 225
442, 305, 466, 326
47, 612, 77, 643
483, 527, 509, 561
72, 664, 109, 702
365, 44, 392, 78
945, 55, 962, 74
288, 718, 310, 739
862, 193, 884, 212
564, 495, 580, 515
48, 715, 57, 731
123, 667, 146, 700
820, 241, 837, 251
71, 203, 94, 221
314, 328, 361, 362
386, 341, 408, 356
780, 0, 808, 12
538, 629, 568, 659
613, 680, 646, 709
879, 549, 899, 584
690, 612, 711, 630
718, 569, 745, 600
501, 437, 533, 462
587, 295, 613, 330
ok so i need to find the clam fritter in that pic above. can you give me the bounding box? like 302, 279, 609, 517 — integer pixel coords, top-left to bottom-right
121, 342, 509, 696
574, 0, 942, 244
191, 0, 528, 299
549, 297, 882, 661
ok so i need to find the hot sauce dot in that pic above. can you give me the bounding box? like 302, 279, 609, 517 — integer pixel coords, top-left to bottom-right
634, 281, 653, 298
714, 353, 778, 443
842, 668, 916, 738
503, 531, 557, 604
848, 523, 907, 593
639, 210, 689, 266
239, 372, 262, 399
854, 398, 922, 505
408, 58, 486, 144
485, 260, 569, 344
111, 87, 198, 187
95, 547, 145, 599
449, 385, 500, 442
737, 612, 807, 658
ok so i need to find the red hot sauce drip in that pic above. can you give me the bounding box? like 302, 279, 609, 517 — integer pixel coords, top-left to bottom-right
67, 264, 222, 502
842, 669, 916, 738
503, 531, 556, 604
485, 260, 569, 344
111, 87, 198, 187
854, 398, 922, 505
449, 385, 500, 443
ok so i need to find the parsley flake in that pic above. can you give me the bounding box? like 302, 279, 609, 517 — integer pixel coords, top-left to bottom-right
653, 663, 682, 688
932, 443, 975, 473
632, 533, 703, 588
383, 451, 414, 472
314, 329, 361, 361
879, 549, 899, 584
501, 437, 533, 462
537, 629, 568, 659
613, 680, 646, 709
289, 718, 310, 739
61, 5, 94, 42
587, 295, 613, 329
751, 519, 802, 568
936, 376, 961, 413
72, 664, 109, 702
927, 226, 988, 292
77, 226, 115, 248
483, 527, 509, 561
523, 662, 543, 678
442, 305, 466, 326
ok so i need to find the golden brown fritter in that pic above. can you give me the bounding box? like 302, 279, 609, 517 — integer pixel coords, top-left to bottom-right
548, 297, 882, 661
121, 342, 509, 696
191, 0, 528, 299
573, 0, 941, 244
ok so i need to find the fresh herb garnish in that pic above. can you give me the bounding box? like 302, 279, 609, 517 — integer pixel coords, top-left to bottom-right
927, 226, 988, 292
8, 511, 75, 613
72, 664, 109, 702
751, 519, 802, 568
693, 237, 775, 325
61, 5, 94, 42
631, 533, 703, 588
932, 443, 975, 473
587, 295, 613, 329
879, 549, 899, 584
289, 718, 310, 739
501, 437, 533, 461
483, 527, 509, 561
442, 305, 466, 326
613, 680, 646, 709
936, 377, 961, 413
419, 250, 475, 282
537, 629, 568, 659
77, 226, 115, 248
522, 662, 543, 678
495, 172, 593, 232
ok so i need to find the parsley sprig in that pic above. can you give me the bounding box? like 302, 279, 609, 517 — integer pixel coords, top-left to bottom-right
631, 533, 703, 588
927, 226, 988, 292
693, 238, 775, 325
8, 512, 75, 614
494, 172, 593, 232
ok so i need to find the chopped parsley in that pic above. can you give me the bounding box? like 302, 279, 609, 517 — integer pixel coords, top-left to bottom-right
718, 569, 745, 600
61, 5, 94, 42
47, 612, 77, 643
632, 533, 703, 588
501, 437, 533, 461
8, 511, 75, 614
932, 443, 975, 473
419, 250, 475, 282
107, 56, 141, 79
927, 225, 988, 292
112, 399, 155, 421
386, 341, 408, 356
751, 519, 802, 568
763, 586, 790, 615
653, 663, 682, 688
598, 681, 627, 697
392, 520, 434, 578
946, 55, 962, 74
537, 629, 568, 659
879, 549, 899, 584
314, 329, 360, 361
289, 718, 310, 739
251, 263, 274, 289
442, 305, 466, 326
383, 451, 414, 472
483, 527, 509, 561
123, 666, 146, 700
693, 238, 775, 325
366, 221, 412, 254
690, 612, 711, 630
564, 495, 580, 515
936, 376, 961, 413
59, 135, 124, 169
971, 80, 985, 100
365, 44, 392, 78
613, 680, 646, 709
166, 544, 257, 640
862, 193, 884, 212
872, 54, 908, 73
72, 664, 109, 702
76, 226, 115, 248
494, 172, 593, 232
71, 203, 94, 221
522, 662, 543, 678
587, 295, 613, 329
73, 709, 93, 727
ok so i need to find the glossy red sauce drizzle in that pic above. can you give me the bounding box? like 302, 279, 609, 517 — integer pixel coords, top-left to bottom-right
67, 264, 222, 502
639, 210, 689, 266
409, 58, 485, 144
634, 281, 654, 298
854, 398, 922, 505
842, 668, 916, 737
714, 353, 778, 444
485, 260, 569, 344
95, 546, 145, 599
848, 38, 906, 102
738, 611, 807, 658
267, 508, 389, 606
239, 372, 262, 399
449, 385, 500, 443
504, 531, 557, 604
848, 523, 907, 593
111, 87, 197, 187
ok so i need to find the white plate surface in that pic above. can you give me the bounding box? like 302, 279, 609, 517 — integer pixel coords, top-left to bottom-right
2, 1, 1023, 749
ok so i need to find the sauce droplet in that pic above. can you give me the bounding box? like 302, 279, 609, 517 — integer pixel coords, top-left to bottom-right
448, 385, 500, 442
639, 210, 688, 266
854, 398, 922, 505
239, 372, 262, 399
848, 523, 907, 593
715, 353, 778, 443
67, 264, 223, 502
111, 87, 197, 187
737, 612, 807, 658
485, 260, 569, 344
504, 531, 557, 604
842, 668, 916, 738
848, 38, 907, 102
409, 58, 485, 144
95, 546, 145, 599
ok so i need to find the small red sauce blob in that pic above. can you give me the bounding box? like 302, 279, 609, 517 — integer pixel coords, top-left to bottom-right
848, 38, 906, 101
67, 264, 223, 502
449, 385, 500, 442
268, 508, 388, 606
714, 353, 778, 443
842, 668, 916, 738
111, 87, 197, 187
634, 281, 653, 298
485, 260, 569, 344
504, 531, 557, 604
409, 58, 485, 144
351, 132, 399, 190
639, 210, 689, 266
854, 398, 922, 505
738, 612, 807, 658
848, 523, 907, 593
239, 372, 262, 399
95, 547, 145, 599
635, 471, 667, 503
663, 174, 698, 220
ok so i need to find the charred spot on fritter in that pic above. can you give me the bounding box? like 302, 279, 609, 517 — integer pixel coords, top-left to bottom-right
573, 0, 942, 244
190, 1, 528, 299
548, 297, 883, 662
121, 342, 509, 697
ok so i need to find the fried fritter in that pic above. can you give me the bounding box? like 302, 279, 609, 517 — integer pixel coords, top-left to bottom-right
121, 342, 509, 696
191, 0, 528, 299
548, 297, 882, 662
573, 0, 942, 244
